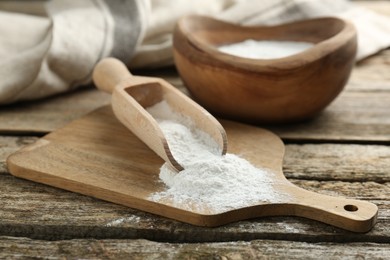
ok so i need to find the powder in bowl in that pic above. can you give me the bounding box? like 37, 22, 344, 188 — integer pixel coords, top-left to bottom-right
218, 39, 314, 59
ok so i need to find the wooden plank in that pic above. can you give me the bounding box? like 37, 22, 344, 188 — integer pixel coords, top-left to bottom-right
284, 144, 390, 182
0, 67, 389, 143
0, 174, 388, 242
0, 88, 389, 142
0, 237, 389, 259
353, 49, 390, 82
0, 88, 110, 134
268, 91, 390, 143
0, 136, 38, 174
349, 49, 390, 91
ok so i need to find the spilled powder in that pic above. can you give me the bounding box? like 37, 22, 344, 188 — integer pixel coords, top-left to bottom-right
218, 39, 314, 60
147, 101, 287, 213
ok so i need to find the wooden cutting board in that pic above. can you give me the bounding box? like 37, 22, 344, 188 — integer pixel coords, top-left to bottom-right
7, 106, 378, 232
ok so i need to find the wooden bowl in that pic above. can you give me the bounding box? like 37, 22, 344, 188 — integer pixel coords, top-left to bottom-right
173, 15, 357, 124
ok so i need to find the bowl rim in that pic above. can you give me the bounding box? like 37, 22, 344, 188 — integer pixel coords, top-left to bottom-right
175, 15, 357, 72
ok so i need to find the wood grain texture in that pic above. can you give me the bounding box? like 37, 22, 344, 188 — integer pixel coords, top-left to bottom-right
1, 237, 389, 259
6, 106, 378, 232
268, 91, 390, 143
1, 173, 388, 241
0, 1, 388, 257
284, 144, 390, 182
0, 87, 110, 134
352, 49, 390, 88
0, 62, 389, 143
0, 136, 37, 174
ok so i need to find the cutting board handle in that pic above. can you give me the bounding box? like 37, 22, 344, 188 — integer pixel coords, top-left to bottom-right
284, 185, 378, 232
92, 58, 132, 93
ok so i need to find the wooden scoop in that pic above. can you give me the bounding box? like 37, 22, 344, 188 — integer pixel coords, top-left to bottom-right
92, 58, 227, 171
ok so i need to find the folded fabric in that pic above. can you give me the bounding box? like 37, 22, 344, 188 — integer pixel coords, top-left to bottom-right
0, 0, 147, 104
0, 0, 390, 104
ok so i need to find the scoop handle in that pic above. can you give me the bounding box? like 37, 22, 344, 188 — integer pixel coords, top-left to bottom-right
92, 58, 132, 93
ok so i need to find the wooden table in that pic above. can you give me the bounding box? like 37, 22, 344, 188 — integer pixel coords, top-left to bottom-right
1, 3, 390, 259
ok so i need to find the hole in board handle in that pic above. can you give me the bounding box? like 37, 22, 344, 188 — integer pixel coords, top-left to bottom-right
344, 204, 358, 212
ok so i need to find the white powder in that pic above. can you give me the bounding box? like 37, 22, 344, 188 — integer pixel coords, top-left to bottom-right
146, 100, 221, 166
147, 100, 287, 213
106, 216, 140, 227
218, 39, 314, 60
